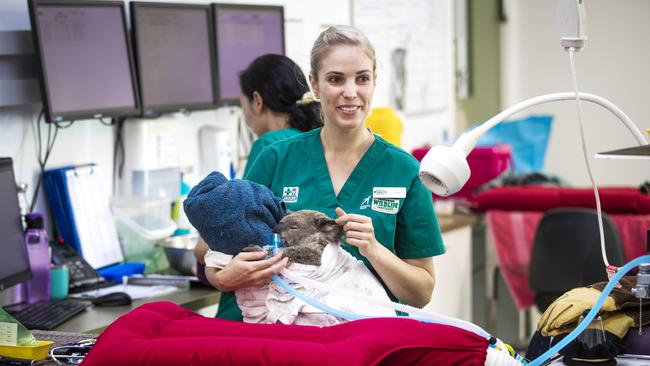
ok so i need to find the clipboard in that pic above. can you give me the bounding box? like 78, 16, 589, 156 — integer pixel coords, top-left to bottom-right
43, 164, 123, 269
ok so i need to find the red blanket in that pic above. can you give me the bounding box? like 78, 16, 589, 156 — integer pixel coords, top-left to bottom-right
82, 302, 489, 366
470, 186, 650, 214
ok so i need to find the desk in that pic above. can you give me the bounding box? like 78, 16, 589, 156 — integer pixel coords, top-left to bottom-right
550, 356, 650, 365
437, 214, 477, 232
423, 214, 477, 322
57, 215, 476, 333
55, 285, 220, 333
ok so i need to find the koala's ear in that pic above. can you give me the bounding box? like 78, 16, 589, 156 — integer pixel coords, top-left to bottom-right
317, 216, 337, 229
318, 217, 343, 241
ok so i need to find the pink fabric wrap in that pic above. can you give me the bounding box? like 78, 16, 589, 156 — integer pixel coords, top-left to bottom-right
82, 301, 489, 366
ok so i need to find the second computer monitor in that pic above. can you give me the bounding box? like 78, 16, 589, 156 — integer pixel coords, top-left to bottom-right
131, 2, 218, 116
213, 4, 285, 106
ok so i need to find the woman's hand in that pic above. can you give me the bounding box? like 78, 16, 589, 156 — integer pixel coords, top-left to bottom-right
334, 207, 435, 308
335, 207, 380, 259
209, 250, 288, 291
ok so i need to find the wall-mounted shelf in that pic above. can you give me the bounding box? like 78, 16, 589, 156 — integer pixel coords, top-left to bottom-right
0, 30, 41, 107
595, 145, 650, 160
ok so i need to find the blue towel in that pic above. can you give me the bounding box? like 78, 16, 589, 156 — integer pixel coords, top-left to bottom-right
183, 171, 286, 255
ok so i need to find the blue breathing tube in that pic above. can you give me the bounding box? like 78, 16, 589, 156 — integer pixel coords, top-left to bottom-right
527, 254, 650, 366
270, 232, 490, 338
268, 234, 366, 319
272, 274, 366, 321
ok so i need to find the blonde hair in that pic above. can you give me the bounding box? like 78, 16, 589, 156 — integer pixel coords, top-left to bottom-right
310, 25, 376, 81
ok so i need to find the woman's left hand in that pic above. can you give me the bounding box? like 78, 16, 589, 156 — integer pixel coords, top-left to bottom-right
335, 207, 380, 259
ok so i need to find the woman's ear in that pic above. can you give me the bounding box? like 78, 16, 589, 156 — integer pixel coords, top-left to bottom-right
309, 73, 319, 100
251, 91, 264, 114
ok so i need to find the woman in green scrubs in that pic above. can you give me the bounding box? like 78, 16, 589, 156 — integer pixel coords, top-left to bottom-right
194, 54, 321, 320
208, 26, 445, 321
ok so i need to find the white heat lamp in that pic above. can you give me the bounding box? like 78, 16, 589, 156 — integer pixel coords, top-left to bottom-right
418, 92, 649, 196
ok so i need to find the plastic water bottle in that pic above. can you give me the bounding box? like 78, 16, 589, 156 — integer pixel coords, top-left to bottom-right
24, 213, 50, 303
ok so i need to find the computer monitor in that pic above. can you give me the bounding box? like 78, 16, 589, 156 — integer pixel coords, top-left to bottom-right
0, 158, 32, 291
131, 2, 218, 116
27, 0, 140, 123
212, 4, 285, 106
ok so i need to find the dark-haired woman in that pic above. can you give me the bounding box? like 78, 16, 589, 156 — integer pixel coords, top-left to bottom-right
238, 54, 321, 176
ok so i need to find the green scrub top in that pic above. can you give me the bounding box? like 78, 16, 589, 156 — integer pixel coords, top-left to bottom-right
216, 127, 445, 321
243, 128, 302, 177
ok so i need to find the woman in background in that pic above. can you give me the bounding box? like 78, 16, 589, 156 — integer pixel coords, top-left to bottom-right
238, 53, 322, 176
194, 54, 321, 320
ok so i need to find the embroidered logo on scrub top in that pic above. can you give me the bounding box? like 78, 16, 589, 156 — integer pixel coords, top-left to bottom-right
359, 195, 371, 209
282, 187, 299, 203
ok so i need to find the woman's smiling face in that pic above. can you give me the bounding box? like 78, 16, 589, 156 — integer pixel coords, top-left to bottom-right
310, 45, 375, 131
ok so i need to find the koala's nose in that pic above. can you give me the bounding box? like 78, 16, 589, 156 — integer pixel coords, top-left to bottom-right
272, 223, 284, 233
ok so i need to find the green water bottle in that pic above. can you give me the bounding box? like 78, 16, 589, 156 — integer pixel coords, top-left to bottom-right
171, 180, 191, 236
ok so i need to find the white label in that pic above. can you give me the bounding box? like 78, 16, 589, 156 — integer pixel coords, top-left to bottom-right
0, 322, 17, 346
371, 198, 400, 214
373, 187, 406, 199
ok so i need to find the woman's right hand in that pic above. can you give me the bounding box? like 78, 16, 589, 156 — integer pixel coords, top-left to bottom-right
210, 251, 288, 291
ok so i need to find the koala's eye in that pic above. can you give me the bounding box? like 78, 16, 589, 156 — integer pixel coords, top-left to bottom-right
288, 226, 299, 231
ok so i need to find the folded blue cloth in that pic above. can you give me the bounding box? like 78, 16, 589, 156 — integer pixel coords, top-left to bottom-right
183, 171, 286, 255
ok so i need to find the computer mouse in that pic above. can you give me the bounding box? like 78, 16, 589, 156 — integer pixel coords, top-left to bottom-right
91, 292, 132, 307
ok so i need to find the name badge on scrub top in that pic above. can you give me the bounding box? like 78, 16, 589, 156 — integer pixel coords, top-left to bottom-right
373, 187, 406, 199
371, 187, 405, 214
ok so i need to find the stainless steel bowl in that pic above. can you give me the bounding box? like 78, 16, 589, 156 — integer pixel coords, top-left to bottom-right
159, 234, 199, 275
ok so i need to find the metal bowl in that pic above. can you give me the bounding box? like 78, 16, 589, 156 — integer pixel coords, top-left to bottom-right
159, 233, 199, 275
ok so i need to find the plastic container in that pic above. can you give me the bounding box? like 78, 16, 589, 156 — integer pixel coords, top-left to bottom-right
98, 262, 146, 282
412, 144, 512, 200
365, 107, 404, 147
112, 197, 177, 274
0, 340, 53, 360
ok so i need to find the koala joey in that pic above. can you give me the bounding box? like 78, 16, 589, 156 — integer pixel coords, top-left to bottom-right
243, 210, 343, 266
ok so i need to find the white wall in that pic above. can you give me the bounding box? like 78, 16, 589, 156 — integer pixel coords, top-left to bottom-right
501, 0, 650, 186
0, 0, 453, 220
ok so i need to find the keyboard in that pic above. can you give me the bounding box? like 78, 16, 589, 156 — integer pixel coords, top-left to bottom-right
29, 329, 97, 347
7, 300, 91, 330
